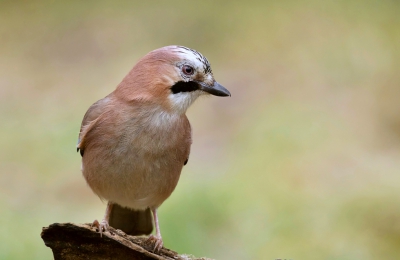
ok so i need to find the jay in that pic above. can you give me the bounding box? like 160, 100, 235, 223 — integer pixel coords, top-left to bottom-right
77, 45, 230, 251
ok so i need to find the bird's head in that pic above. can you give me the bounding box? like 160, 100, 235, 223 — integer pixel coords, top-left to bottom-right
115, 46, 230, 114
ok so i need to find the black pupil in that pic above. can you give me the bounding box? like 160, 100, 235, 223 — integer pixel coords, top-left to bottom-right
184, 66, 192, 74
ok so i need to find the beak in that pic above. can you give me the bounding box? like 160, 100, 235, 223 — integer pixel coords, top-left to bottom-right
198, 81, 231, 97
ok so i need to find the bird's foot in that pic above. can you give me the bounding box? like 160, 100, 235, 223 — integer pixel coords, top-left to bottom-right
146, 234, 164, 252
92, 219, 110, 237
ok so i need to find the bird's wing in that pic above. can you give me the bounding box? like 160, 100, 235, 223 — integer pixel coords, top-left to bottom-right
183, 115, 192, 166
77, 96, 111, 156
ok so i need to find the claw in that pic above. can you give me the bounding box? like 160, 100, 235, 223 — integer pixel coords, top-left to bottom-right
92, 219, 100, 228
92, 219, 109, 237
146, 234, 164, 252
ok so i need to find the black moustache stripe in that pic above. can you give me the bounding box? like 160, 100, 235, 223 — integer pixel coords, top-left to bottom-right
170, 81, 199, 94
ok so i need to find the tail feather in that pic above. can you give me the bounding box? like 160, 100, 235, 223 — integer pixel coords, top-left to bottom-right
109, 204, 153, 235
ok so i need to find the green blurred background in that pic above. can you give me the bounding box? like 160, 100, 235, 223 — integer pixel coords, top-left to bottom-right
1, 0, 400, 259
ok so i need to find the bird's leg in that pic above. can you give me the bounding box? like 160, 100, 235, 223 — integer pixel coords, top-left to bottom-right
92, 201, 113, 237
147, 208, 164, 252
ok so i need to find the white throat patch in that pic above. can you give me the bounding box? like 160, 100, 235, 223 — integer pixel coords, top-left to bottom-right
168, 90, 203, 114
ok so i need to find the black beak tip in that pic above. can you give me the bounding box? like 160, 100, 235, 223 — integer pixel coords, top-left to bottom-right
211, 82, 231, 97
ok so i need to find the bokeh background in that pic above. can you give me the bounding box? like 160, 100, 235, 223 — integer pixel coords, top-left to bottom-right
1, 1, 400, 259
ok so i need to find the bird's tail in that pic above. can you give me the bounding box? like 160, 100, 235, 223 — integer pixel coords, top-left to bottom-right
109, 204, 153, 235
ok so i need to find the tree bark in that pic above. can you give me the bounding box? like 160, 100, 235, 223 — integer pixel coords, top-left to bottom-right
41, 223, 212, 260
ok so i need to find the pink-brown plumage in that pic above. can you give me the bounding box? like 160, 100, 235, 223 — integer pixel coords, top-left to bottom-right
77, 46, 230, 251
80, 99, 191, 209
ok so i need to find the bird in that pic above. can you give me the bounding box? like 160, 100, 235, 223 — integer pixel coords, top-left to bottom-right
77, 45, 230, 251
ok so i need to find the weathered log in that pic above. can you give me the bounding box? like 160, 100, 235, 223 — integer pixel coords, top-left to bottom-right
41, 223, 212, 260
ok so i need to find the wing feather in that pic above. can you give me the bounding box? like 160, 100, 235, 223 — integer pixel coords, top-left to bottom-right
77, 96, 111, 156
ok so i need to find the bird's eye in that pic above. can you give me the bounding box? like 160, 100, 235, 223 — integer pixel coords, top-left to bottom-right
182, 65, 194, 75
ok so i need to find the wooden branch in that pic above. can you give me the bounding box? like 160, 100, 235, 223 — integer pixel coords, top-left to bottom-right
41, 223, 212, 260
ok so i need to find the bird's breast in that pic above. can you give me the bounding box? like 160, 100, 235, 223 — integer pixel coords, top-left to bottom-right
82, 109, 191, 210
